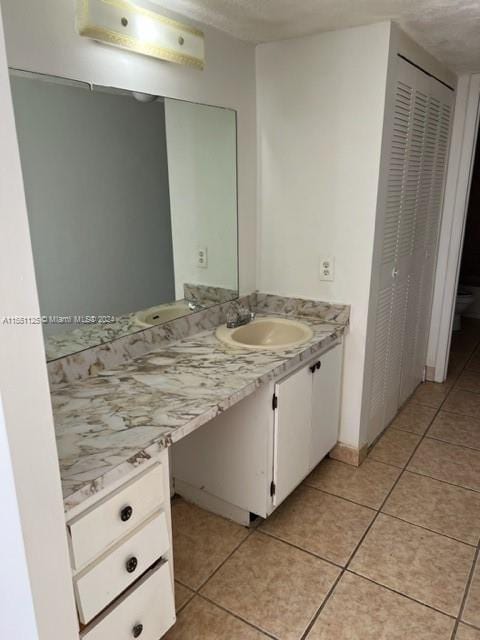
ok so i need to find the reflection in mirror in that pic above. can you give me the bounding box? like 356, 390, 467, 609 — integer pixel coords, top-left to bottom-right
9, 71, 238, 361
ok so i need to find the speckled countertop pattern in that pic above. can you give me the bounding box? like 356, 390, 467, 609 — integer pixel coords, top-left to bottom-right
53, 302, 349, 512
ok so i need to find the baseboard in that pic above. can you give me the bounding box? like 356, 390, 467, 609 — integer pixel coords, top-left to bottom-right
174, 478, 251, 526
328, 441, 368, 467
425, 365, 436, 381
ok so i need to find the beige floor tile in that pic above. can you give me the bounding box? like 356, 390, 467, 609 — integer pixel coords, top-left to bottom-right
174, 582, 194, 612
456, 624, 480, 640
164, 596, 267, 639
201, 532, 340, 640
443, 389, 480, 419
305, 457, 400, 509
350, 514, 475, 616
382, 471, 480, 544
412, 382, 450, 409
448, 356, 472, 385
172, 498, 249, 589
390, 402, 437, 435
306, 572, 454, 640
467, 359, 480, 375
448, 344, 476, 364
369, 428, 421, 468
463, 558, 480, 628
429, 411, 480, 451
260, 485, 375, 565
457, 370, 480, 394
408, 438, 480, 492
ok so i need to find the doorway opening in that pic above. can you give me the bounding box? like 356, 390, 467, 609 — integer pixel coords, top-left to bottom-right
426, 76, 480, 385
445, 131, 480, 382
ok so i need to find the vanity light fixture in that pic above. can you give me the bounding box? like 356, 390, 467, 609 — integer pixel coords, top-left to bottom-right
76, 0, 205, 69
132, 91, 157, 102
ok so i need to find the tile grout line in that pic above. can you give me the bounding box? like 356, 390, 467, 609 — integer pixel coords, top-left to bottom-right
345, 569, 459, 620
276, 482, 478, 548
301, 335, 480, 639
198, 592, 280, 640
256, 528, 345, 571
174, 523, 281, 638
302, 480, 383, 509
422, 433, 480, 455
373, 511, 478, 548
451, 546, 480, 639
406, 467, 480, 494
196, 526, 257, 593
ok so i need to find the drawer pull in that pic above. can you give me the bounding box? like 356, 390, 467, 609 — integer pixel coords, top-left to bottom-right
126, 557, 138, 573
132, 623, 144, 638
120, 505, 133, 522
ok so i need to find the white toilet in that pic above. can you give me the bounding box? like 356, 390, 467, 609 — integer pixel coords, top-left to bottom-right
454, 287, 474, 331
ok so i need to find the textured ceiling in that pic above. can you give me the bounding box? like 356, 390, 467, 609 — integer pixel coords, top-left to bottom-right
150, 0, 480, 72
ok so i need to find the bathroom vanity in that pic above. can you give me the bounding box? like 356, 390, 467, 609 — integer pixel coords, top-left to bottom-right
53, 295, 348, 638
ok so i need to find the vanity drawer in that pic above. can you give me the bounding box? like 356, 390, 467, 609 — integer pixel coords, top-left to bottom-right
80, 560, 175, 640
75, 511, 170, 624
68, 463, 165, 570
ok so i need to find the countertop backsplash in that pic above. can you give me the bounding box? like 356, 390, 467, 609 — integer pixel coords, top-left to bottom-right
47, 293, 350, 388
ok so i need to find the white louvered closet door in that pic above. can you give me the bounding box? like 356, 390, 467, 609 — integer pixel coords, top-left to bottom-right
398, 68, 432, 404
368, 59, 418, 438
368, 56, 453, 442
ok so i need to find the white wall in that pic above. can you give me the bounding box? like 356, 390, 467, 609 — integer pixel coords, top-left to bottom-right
165, 98, 238, 298
1, 0, 257, 295
256, 22, 392, 448
0, 6, 78, 637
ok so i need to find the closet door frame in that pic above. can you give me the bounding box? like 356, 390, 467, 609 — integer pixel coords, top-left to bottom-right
427, 75, 480, 383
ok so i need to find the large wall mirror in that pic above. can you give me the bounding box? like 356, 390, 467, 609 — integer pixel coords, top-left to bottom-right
10, 70, 239, 361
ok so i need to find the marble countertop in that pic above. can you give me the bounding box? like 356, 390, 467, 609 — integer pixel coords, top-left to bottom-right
53, 313, 347, 512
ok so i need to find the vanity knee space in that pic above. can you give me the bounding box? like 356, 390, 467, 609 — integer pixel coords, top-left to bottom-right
172, 341, 343, 525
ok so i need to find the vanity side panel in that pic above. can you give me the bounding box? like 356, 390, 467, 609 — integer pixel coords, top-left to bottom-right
172, 382, 274, 518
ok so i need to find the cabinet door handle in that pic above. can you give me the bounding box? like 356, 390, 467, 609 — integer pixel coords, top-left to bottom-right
125, 556, 138, 573
316, 361, 321, 370
120, 505, 133, 522
132, 623, 143, 638
309, 364, 316, 373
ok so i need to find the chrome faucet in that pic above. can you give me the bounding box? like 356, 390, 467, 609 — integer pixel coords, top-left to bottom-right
226, 303, 256, 328
187, 300, 205, 312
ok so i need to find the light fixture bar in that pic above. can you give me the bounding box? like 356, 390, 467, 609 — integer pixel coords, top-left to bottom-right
76, 0, 205, 69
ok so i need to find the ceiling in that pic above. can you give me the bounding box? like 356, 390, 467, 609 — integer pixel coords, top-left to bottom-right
151, 0, 480, 72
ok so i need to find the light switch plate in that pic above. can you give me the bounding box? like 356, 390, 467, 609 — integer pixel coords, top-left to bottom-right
197, 247, 208, 268
319, 256, 334, 281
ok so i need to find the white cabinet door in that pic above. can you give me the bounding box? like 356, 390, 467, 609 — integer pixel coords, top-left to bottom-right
273, 364, 313, 507
310, 345, 342, 471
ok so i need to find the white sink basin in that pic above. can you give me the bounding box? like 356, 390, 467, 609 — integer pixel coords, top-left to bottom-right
216, 316, 313, 350
134, 301, 190, 327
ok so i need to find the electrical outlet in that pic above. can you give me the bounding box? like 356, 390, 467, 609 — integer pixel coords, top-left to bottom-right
319, 256, 334, 281
197, 247, 208, 268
